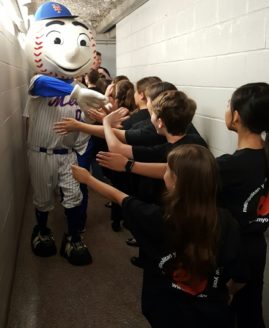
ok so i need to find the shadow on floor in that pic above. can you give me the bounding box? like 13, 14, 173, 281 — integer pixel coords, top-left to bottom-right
7, 189, 150, 328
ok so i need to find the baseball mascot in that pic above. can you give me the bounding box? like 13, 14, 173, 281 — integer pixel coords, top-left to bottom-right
24, 2, 107, 265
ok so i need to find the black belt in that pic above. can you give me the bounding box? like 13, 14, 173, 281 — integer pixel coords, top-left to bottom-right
39, 147, 72, 155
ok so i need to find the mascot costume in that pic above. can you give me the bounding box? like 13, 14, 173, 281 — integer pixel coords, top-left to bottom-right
24, 1, 107, 266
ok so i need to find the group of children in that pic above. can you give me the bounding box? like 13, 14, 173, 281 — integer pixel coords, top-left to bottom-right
32, 71, 269, 327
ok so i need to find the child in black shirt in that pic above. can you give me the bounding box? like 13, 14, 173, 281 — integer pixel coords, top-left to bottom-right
216, 82, 269, 328
102, 90, 207, 162
71, 144, 247, 328
99, 83, 269, 327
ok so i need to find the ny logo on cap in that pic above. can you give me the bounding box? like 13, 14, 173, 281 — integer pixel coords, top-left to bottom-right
52, 4, 62, 13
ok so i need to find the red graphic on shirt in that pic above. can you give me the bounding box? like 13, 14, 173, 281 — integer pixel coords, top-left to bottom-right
257, 192, 269, 216
172, 268, 207, 296
52, 4, 62, 13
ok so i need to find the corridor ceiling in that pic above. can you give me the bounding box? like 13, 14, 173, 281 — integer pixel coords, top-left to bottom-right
27, 0, 129, 31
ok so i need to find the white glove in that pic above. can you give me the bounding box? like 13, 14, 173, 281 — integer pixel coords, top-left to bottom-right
70, 84, 108, 112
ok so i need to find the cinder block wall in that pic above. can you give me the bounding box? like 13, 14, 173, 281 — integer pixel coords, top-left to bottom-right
116, 0, 269, 156
0, 4, 29, 327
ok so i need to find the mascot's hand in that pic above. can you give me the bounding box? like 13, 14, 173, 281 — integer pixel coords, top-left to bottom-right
71, 84, 108, 111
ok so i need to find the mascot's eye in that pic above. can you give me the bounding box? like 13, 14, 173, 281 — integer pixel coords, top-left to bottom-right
78, 34, 90, 47
46, 30, 63, 45
54, 37, 62, 44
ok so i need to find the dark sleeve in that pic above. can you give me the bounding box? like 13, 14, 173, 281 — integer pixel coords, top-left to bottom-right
125, 126, 166, 146
216, 154, 239, 206
187, 133, 208, 148
121, 117, 132, 130
132, 144, 166, 162
187, 123, 200, 135
122, 196, 164, 259
218, 209, 248, 283
216, 154, 235, 187
100, 66, 111, 78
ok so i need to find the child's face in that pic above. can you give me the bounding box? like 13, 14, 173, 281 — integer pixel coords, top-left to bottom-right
92, 55, 102, 69
135, 89, 146, 107
163, 165, 175, 192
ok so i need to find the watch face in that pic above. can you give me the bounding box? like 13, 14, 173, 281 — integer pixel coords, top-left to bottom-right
125, 159, 134, 172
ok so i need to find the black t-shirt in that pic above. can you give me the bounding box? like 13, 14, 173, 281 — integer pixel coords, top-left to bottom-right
132, 134, 208, 163
122, 109, 150, 130
99, 66, 111, 78
121, 196, 247, 326
217, 149, 269, 234
125, 120, 166, 146
125, 120, 203, 147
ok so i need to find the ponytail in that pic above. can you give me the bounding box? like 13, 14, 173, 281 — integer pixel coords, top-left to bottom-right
265, 133, 269, 173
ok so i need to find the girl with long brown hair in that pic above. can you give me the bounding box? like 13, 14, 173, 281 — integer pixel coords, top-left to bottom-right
71, 144, 246, 327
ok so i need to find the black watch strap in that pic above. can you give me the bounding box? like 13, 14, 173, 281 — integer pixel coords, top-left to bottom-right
125, 159, 135, 173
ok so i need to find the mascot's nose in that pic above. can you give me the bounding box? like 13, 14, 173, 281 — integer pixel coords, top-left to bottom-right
65, 47, 80, 61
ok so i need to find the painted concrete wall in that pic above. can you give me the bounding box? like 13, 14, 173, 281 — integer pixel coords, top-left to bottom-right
116, 0, 269, 156
0, 2, 29, 326
96, 42, 116, 78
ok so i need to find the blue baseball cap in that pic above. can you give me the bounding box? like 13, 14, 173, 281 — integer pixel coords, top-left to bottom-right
35, 2, 78, 21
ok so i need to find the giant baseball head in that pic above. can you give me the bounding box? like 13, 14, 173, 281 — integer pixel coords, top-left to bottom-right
25, 1, 96, 79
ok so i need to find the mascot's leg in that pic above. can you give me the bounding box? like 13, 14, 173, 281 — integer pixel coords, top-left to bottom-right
58, 152, 92, 266
29, 151, 57, 257
60, 206, 92, 266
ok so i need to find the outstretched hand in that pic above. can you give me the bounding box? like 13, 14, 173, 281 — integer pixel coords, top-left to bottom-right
96, 151, 128, 172
103, 107, 130, 127
71, 165, 92, 184
54, 118, 79, 135
87, 107, 107, 123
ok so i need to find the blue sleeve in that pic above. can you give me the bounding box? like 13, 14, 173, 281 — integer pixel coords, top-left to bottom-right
30, 75, 74, 97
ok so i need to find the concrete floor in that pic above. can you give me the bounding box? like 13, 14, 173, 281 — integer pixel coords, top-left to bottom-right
7, 189, 150, 328
6, 187, 269, 328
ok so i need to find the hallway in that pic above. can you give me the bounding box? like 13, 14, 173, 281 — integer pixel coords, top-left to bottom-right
7, 188, 149, 328
1, 1, 269, 327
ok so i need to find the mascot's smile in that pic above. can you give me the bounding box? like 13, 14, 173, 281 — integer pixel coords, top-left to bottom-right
45, 56, 91, 73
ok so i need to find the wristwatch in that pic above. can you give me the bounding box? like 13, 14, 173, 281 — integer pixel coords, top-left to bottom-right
125, 159, 135, 173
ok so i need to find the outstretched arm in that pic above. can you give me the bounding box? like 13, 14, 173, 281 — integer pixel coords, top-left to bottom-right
31, 75, 108, 113
96, 151, 167, 179
54, 118, 105, 137
54, 118, 127, 142
103, 108, 133, 158
30, 75, 74, 97
71, 165, 127, 205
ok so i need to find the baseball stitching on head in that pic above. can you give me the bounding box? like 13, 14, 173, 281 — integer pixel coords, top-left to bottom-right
33, 24, 47, 73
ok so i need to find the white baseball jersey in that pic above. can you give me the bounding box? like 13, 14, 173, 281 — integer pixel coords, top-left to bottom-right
25, 75, 89, 211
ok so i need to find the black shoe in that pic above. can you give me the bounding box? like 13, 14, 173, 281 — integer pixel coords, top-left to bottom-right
31, 225, 57, 257
126, 237, 139, 247
111, 220, 121, 232
78, 226, 86, 234
60, 234, 92, 266
130, 256, 144, 268
105, 201, 112, 208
